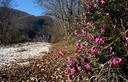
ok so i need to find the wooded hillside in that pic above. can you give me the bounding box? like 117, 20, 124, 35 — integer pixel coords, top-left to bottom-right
0, 7, 61, 45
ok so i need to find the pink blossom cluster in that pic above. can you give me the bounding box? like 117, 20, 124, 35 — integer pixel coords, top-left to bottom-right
65, 58, 77, 76
96, 0, 106, 5
58, 50, 65, 56
95, 37, 105, 45
87, 22, 94, 27
81, 29, 88, 35
64, 0, 125, 80
100, 0, 106, 5
72, 29, 88, 37
81, 12, 87, 19
108, 46, 113, 53
72, 31, 82, 37
90, 46, 100, 55
84, 62, 93, 71
85, 4, 91, 11
65, 57, 94, 77
125, 37, 128, 47
75, 50, 82, 56
67, 58, 75, 68
109, 57, 122, 66
75, 41, 85, 49
100, 27, 106, 33
87, 34, 95, 41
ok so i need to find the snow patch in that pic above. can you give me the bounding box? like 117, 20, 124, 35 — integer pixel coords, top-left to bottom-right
0, 42, 51, 66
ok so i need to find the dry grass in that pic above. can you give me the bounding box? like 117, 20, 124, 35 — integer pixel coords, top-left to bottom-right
0, 41, 75, 82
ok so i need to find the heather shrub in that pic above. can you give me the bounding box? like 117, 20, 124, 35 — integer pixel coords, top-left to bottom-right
64, 0, 128, 81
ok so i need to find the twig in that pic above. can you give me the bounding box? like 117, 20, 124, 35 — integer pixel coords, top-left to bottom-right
118, 75, 128, 82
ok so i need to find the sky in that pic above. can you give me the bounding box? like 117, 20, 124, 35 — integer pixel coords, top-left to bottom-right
13, 0, 45, 16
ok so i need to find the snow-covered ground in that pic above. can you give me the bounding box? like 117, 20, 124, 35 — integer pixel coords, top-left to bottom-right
0, 42, 52, 66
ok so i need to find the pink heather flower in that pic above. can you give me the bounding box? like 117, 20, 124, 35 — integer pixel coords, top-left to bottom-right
75, 42, 84, 49
87, 34, 95, 41
64, 68, 69, 77
76, 50, 81, 56
125, 37, 128, 47
101, 0, 106, 5
108, 46, 112, 53
109, 57, 122, 66
73, 30, 77, 35
94, 3, 98, 8
96, 0, 99, 3
95, 37, 105, 44
71, 67, 76, 75
73, 31, 78, 36
67, 57, 75, 68
80, 58, 85, 63
100, 27, 105, 33
85, 63, 93, 71
81, 29, 88, 35
73, 31, 82, 37
87, 22, 94, 27
85, 4, 91, 11
76, 33, 82, 37
106, 13, 110, 16
77, 66, 81, 71
90, 46, 100, 55
82, 12, 87, 19
58, 51, 65, 56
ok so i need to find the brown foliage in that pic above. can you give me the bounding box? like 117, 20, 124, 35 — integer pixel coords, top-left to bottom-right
0, 41, 74, 81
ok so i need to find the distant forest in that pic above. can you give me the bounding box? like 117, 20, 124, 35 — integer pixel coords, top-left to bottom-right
0, 0, 65, 45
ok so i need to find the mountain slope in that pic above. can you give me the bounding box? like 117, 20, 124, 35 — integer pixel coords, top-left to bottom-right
0, 7, 59, 44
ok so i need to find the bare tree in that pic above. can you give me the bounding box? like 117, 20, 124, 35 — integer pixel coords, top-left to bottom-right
36, 0, 81, 35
